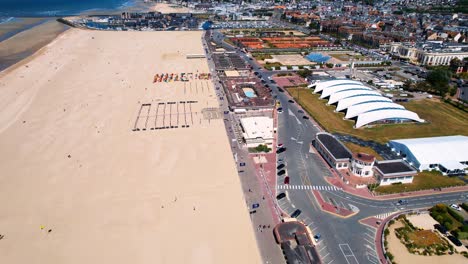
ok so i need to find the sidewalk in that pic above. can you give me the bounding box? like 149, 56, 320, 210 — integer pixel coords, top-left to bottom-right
312, 190, 356, 218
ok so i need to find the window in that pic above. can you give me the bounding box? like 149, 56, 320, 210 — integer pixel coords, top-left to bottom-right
365, 171, 369, 176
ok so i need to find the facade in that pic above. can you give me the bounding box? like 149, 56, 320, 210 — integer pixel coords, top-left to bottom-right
313, 132, 352, 169
390, 42, 468, 66
240, 116, 274, 148
350, 153, 375, 177
374, 160, 417, 186
389, 136, 468, 175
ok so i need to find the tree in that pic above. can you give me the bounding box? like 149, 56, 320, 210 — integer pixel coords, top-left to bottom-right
403, 79, 413, 91
426, 68, 452, 95
297, 68, 311, 78
449, 58, 462, 72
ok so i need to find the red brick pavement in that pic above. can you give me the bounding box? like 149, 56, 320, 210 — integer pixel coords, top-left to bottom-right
312, 190, 355, 218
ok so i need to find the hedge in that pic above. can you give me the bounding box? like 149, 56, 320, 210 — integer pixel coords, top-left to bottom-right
448, 208, 464, 223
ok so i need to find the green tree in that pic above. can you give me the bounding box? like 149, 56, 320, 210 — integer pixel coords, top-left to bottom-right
449, 58, 462, 72
426, 68, 451, 95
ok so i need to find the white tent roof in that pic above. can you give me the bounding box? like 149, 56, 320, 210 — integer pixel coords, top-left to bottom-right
336, 96, 392, 112
345, 101, 405, 119
328, 90, 381, 105
312, 80, 362, 93
389, 135, 468, 166
355, 109, 424, 128
320, 85, 371, 98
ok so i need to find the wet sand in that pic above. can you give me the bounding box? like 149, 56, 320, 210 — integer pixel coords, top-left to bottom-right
0, 29, 261, 264
0, 19, 69, 72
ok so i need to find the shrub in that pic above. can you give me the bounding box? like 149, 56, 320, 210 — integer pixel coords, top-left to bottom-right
384, 228, 390, 237
461, 203, 468, 211
448, 208, 464, 223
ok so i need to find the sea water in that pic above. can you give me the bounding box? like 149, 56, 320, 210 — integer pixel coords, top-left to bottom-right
0, 0, 136, 17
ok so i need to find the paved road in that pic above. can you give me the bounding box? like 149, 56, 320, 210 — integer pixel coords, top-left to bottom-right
208, 29, 468, 264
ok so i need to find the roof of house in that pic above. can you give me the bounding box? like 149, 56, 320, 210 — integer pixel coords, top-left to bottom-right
316, 132, 352, 160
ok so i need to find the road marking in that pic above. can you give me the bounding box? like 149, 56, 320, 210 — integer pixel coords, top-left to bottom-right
277, 185, 343, 191
319, 246, 327, 252
339, 244, 360, 264
326, 259, 334, 264
322, 252, 330, 259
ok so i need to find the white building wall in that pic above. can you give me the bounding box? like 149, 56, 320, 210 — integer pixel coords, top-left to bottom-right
379, 176, 414, 186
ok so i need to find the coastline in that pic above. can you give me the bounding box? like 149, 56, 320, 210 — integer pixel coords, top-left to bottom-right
0, 0, 159, 72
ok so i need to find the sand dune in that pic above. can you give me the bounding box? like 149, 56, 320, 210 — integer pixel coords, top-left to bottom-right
0, 29, 261, 264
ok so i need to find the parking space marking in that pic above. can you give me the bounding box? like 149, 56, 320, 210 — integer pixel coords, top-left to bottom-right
339, 244, 360, 264
325, 259, 334, 264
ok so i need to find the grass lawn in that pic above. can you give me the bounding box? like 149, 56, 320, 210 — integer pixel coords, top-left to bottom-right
408, 230, 445, 247
375, 171, 465, 194
343, 142, 383, 160
287, 88, 468, 143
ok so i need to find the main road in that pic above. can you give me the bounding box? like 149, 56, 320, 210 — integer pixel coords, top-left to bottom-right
208, 29, 468, 264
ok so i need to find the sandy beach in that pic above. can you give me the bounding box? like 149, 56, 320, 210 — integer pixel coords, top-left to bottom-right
152, 3, 193, 13
0, 29, 261, 263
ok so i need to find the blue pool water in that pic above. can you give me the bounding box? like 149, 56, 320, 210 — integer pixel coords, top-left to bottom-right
245, 91, 256, 98
306, 53, 330, 63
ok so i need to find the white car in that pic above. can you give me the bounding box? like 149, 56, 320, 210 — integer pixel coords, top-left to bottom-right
450, 204, 462, 211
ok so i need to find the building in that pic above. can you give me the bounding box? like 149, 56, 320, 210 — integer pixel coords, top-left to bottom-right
273, 221, 321, 264
389, 135, 468, 175
313, 132, 352, 169
374, 160, 418, 186
390, 42, 468, 66
240, 116, 274, 148
350, 153, 375, 177
309, 80, 424, 128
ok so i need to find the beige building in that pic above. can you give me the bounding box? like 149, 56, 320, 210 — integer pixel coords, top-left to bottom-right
390, 42, 468, 66
240, 116, 274, 147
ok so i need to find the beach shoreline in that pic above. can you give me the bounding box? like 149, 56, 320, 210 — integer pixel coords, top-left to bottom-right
0, 0, 165, 72
0, 28, 261, 264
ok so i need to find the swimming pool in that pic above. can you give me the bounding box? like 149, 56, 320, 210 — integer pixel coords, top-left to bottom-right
243, 88, 257, 98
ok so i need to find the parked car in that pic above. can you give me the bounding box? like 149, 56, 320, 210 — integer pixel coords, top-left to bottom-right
252, 203, 260, 209
277, 170, 286, 176
434, 224, 448, 235
291, 209, 302, 218
288, 100, 294, 103
450, 204, 462, 211
277, 164, 285, 170
278, 88, 285, 92
298, 110, 304, 113
314, 234, 321, 242
276, 147, 286, 154
276, 192, 286, 200
302, 116, 309, 119
284, 176, 290, 184
448, 235, 462, 246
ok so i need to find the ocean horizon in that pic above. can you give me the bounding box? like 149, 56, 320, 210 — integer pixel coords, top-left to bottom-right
0, 0, 137, 17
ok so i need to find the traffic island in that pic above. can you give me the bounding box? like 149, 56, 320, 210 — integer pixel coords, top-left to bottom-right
312, 190, 356, 218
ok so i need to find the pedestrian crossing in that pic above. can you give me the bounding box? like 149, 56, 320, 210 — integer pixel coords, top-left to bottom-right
374, 211, 398, 220
277, 185, 343, 191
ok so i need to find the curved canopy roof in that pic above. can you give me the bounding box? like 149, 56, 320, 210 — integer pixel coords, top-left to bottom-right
336, 96, 392, 112
320, 85, 372, 98
345, 101, 405, 119
312, 80, 362, 93
355, 109, 424, 128
328, 90, 381, 105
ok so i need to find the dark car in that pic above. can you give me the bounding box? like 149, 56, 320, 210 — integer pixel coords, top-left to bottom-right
277, 170, 286, 176
434, 224, 448, 234
239, 162, 246, 167
277, 164, 285, 170
284, 176, 290, 184
396, 199, 408, 205
288, 100, 294, 103
448, 235, 462, 246
291, 209, 302, 218
276, 192, 286, 200
278, 88, 285, 92
298, 110, 304, 113
254, 72, 259, 75
276, 147, 286, 154
302, 116, 309, 119
270, 80, 276, 84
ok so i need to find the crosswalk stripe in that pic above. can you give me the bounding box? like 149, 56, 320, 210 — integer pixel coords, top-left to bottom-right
276, 185, 343, 191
